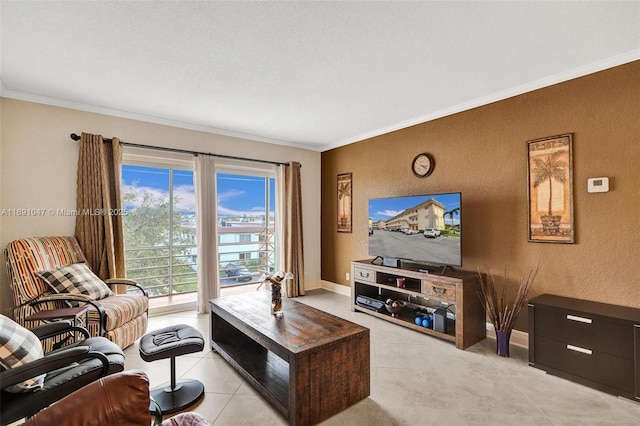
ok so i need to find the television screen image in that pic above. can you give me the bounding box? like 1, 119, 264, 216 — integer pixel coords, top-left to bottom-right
368, 192, 461, 267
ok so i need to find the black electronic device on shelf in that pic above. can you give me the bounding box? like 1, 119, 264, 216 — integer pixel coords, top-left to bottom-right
356, 295, 386, 312
433, 307, 448, 333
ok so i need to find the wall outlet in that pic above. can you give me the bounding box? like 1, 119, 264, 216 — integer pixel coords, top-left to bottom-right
346, 272, 350, 281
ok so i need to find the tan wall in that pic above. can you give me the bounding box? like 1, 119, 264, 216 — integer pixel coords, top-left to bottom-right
321, 61, 640, 330
0, 99, 322, 317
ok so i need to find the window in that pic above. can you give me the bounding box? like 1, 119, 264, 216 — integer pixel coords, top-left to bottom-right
121, 163, 196, 297
217, 169, 276, 286
121, 153, 280, 296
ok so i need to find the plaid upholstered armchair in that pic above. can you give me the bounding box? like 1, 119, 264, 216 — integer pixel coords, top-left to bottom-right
5, 236, 148, 349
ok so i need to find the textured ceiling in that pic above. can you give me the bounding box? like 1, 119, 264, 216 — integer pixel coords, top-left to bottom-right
1, 1, 639, 151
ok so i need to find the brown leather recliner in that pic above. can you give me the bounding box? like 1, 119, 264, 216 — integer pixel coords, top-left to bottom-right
23, 370, 208, 426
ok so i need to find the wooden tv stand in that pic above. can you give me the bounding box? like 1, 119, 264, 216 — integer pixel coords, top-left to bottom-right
209, 291, 370, 425
351, 260, 486, 349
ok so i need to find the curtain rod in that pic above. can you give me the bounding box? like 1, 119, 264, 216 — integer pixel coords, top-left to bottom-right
69, 133, 294, 167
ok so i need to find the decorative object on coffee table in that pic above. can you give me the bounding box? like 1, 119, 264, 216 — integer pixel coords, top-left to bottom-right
478, 264, 539, 357
261, 271, 293, 315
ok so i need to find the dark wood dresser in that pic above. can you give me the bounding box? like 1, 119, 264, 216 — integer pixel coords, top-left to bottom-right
528, 294, 640, 402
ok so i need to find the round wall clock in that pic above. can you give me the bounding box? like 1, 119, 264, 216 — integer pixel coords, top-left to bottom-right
411, 153, 434, 178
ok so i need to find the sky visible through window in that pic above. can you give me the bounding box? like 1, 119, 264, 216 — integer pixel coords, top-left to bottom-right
121, 165, 275, 218
121, 164, 276, 293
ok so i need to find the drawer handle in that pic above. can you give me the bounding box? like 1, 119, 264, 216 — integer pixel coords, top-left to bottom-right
566, 344, 592, 355
432, 286, 446, 294
359, 271, 370, 279
566, 314, 592, 324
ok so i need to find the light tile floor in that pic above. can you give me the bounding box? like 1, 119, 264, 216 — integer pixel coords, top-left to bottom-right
124, 289, 640, 425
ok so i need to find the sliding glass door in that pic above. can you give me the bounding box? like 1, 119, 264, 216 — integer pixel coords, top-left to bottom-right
217, 170, 276, 289
121, 156, 279, 299
121, 163, 197, 297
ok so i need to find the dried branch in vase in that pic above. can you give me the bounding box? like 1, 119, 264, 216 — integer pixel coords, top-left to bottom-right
477, 264, 539, 333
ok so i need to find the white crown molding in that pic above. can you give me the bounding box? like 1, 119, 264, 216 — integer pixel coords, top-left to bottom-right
0, 87, 317, 151
321, 50, 640, 152
3, 50, 638, 153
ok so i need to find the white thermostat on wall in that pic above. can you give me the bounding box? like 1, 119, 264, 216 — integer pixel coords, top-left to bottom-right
587, 177, 609, 193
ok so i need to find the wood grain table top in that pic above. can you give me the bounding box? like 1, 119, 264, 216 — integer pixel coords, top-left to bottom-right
210, 291, 369, 355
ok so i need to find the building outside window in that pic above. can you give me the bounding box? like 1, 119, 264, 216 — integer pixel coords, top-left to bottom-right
217, 170, 276, 285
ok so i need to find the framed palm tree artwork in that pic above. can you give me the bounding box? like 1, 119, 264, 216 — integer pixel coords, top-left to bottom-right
527, 133, 574, 243
337, 172, 352, 233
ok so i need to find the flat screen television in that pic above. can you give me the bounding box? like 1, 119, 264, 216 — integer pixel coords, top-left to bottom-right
368, 192, 462, 267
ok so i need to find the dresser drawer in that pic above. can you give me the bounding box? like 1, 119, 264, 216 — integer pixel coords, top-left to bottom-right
534, 306, 634, 359
534, 335, 634, 394
635, 325, 640, 400
422, 280, 456, 302
353, 267, 375, 284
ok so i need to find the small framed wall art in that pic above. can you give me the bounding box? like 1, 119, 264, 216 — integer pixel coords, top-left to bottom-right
337, 172, 352, 233
527, 133, 574, 243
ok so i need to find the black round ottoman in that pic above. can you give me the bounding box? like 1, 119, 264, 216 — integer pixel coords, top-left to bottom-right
139, 324, 205, 414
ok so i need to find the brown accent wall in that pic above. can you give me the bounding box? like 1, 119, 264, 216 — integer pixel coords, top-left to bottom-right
321, 61, 640, 330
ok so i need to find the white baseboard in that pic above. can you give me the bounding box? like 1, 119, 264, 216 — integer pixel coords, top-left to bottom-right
319, 280, 351, 296
149, 301, 196, 317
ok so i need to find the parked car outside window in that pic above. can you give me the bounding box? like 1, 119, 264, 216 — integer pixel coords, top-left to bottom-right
424, 228, 441, 238
223, 263, 253, 281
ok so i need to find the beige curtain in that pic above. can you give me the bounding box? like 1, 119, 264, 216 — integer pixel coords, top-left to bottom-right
75, 132, 125, 280
284, 161, 304, 297
194, 155, 219, 313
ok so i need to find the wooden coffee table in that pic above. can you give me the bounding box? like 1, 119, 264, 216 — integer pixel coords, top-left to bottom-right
209, 291, 370, 426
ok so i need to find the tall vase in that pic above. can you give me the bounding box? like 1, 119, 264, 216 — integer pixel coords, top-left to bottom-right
271, 282, 283, 315
495, 329, 512, 357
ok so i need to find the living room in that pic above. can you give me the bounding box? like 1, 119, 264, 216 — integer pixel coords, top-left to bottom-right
2, 2, 640, 425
